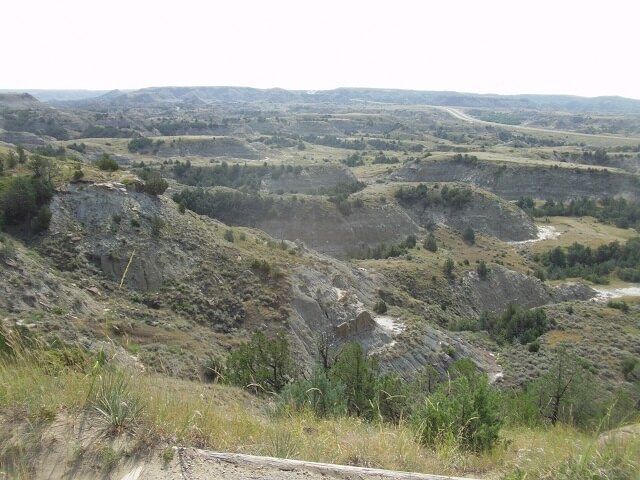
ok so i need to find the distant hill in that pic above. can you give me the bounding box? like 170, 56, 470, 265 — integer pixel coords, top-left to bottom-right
0, 89, 111, 102
50, 86, 640, 113
0, 92, 42, 109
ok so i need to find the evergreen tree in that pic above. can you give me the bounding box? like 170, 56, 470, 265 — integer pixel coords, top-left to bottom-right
330, 342, 378, 417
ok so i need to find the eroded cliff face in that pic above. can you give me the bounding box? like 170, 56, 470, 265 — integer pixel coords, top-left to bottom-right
393, 159, 640, 201
453, 265, 595, 316
286, 254, 503, 379
397, 186, 537, 241
250, 187, 537, 257
256, 201, 419, 258
46, 182, 189, 291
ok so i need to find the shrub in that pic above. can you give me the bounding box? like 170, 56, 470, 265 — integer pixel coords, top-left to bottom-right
0, 237, 16, 261
329, 342, 378, 417
477, 260, 489, 279
607, 300, 629, 313
72, 169, 84, 182
487, 305, 549, 345
251, 258, 271, 275
150, 216, 164, 236
621, 356, 639, 380
529, 348, 601, 427
449, 317, 480, 332
462, 226, 475, 245
443, 258, 455, 277
127, 136, 154, 153
373, 371, 411, 423
178, 202, 186, 214
144, 171, 169, 196
200, 354, 226, 383
0, 176, 36, 224
402, 234, 417, 249
424, 233, 438, 252
0, 175, 53, 230
224, 229, 235, 242
280, 368, 347, 417
95, 154, 119, 171
373, 299, 387, 314
6, 151, 17, 169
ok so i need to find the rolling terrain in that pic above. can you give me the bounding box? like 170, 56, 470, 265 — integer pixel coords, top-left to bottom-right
1, 87, 639, 479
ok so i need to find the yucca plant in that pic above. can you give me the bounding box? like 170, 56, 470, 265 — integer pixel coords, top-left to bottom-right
88, 369, 144, 430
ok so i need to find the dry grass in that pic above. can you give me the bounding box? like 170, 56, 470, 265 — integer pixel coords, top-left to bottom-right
1, 340, 638, 479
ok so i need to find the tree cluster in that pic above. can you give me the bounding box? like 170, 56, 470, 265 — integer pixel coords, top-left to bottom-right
517, 196, 640, 231
485, 304, 549, 345
395, 183, 473, 210
0, 149, 54, 233
539, 238, 640, 283
350, 234, 417, 260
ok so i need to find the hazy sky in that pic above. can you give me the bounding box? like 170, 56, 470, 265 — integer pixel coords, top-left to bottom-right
3, 0, 639, 98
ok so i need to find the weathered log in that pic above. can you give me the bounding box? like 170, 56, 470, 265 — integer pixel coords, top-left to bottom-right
202, 451, 479, 480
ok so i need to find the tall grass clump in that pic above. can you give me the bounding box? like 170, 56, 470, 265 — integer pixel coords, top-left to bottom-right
87, 369, 144, 430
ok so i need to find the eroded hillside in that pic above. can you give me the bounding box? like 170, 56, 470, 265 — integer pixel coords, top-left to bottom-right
1, 87, 640, 479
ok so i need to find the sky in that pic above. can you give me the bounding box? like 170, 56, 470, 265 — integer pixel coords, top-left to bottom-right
3, 0, 639, 99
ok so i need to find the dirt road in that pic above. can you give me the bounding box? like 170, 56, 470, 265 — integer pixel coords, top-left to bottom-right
435, 106, 640, 142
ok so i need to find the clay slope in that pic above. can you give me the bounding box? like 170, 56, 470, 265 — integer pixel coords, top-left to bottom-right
394, 183, 537, 241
